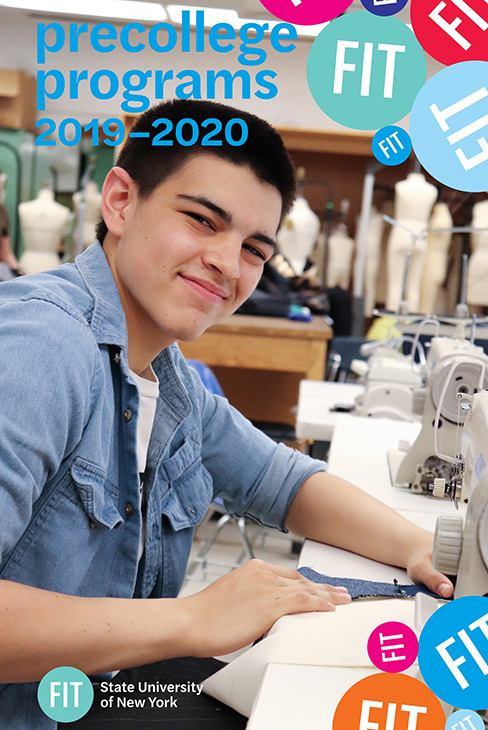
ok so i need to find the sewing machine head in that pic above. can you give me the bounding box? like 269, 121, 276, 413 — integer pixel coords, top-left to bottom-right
432, 390, 488, 599
390, 336, 488, 496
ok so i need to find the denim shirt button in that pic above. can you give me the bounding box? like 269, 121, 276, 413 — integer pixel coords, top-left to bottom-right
124, 409, 132, 422
89, 519, 97, 529
114, 352, 121, 364
125, 502, 134, 517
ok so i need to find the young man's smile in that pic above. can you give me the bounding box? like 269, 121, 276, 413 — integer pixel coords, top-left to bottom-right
177, 273, 229, 304
102, 153, 282, 373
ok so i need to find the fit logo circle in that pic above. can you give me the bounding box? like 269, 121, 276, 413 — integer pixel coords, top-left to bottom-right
372, 126, 412, 165
410, 60, 488, 192
333, 673, 445, 730
418, 596, 488, 708
257, 0, 354, 25
307, 11, 426, 130
37, 666, 94, 722
360, 0, 409, 17
411, 0, 488, 66
445, 709, 485, 730
367, 621, 419, 671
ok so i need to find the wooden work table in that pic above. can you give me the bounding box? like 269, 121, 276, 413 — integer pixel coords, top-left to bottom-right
179, 314, 332, 427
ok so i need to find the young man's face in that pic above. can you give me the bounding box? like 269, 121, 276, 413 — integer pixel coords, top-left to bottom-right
106, 154, 283, 356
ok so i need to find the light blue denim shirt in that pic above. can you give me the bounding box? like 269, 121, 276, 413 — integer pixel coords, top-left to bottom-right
0, 242, 326, 728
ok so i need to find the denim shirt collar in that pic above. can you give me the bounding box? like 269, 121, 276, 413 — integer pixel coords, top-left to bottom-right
75, 241, 192, 420
75, 241, 129, 350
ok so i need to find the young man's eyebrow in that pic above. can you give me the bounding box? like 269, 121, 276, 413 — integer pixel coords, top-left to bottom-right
177, 194, 232, 225
177, 194, 277, 255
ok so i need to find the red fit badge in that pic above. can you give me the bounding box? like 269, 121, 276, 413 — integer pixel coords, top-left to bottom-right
257, 0, 354, 24
333, 674, 445, 730
411, 0, 488, 65
367, 622, 419, 673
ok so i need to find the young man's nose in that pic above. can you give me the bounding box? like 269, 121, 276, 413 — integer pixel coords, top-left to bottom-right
203, 236, 240, 279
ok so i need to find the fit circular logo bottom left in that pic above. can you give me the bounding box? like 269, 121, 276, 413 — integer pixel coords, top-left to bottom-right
38, 667, 94, 723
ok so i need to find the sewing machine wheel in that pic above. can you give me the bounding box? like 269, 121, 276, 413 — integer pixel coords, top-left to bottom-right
432, 516, 464, 576
432, 361, 488, 424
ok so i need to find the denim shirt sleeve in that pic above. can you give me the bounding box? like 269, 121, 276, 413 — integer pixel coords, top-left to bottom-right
182, 358, 327, 532
0, 298, 98, 564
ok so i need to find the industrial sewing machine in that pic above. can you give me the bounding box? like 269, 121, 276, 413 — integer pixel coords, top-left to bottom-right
353, 336, 424, 421
429, 390, 488, 725
388, 330, 488, 497
432, 389, 488, 596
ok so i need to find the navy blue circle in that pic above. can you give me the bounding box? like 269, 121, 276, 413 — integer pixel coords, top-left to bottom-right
360, 0, 409, 16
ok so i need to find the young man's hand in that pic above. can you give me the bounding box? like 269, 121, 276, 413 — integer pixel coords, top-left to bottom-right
180, 559, 351, 658
406, 543, 454, 599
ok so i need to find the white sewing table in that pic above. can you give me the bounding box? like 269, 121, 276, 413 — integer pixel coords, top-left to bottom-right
247, 414, 465, 729
296, 379, 365, 442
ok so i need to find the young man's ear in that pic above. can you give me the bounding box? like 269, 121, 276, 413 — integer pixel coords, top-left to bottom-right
100, 167, 137, 240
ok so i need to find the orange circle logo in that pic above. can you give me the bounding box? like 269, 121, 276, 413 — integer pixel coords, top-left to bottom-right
333, 673, 445, 730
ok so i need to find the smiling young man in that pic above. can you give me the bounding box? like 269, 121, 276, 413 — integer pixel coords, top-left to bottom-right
0, 100, 452, 730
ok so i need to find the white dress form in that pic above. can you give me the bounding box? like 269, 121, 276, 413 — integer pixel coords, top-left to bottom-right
419, 202, 453, 314
19, 189, 71, 275
386, 173, 438, 312
467, 199, 488, 306
327, 219, 355, 289
277, 195, 320, 276
361, 206, 384, 316
72, 181, 102, 251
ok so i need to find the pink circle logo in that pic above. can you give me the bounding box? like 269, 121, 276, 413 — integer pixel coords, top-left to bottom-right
258, 0, 355, 25
367, 621, 419, 673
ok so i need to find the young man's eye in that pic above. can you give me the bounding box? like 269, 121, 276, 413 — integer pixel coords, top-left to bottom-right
185, 212, 213, 228
243, 243, 266, 261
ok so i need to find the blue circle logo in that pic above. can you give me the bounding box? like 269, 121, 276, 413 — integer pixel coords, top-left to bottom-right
418, 596, 488, 709
38, 667, 94, 722
410, 61, 488, 192
372, 125, 412, 165
446, 710, 485, 730
360, 0, 409, 16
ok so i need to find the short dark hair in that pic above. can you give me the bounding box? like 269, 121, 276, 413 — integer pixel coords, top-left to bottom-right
96, 99, 296, 243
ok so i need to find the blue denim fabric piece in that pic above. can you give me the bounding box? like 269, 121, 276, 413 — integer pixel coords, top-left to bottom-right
298, 566, 441, 600
0, 242, 327, 729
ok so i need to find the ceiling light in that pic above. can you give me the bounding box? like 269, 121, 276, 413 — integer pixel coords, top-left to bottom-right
0, 0, 167, 21
166, 5, 239, 26
167, 4, 328, 36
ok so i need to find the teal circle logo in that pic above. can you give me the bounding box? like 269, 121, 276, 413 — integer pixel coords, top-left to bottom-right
418, 596, 488, 709
38, 666, 94, 722
307, 11, 427, 130
446, 710, 485, 730
410, 61, 488, 192
372, 125, 412, 165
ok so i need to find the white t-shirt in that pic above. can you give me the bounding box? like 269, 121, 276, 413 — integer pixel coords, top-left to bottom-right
129, 367, 159, 561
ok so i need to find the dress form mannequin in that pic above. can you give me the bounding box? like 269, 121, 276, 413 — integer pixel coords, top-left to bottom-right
19, 188, 71, 275
419, 202, 453, 314
72, 181, 102, 252
361, 206, 384, 316
467, 198, 488, 306
386, 172, 438, 312
0, 173, 21, 270
326, 200, 355, 289
276, 169, 320, 276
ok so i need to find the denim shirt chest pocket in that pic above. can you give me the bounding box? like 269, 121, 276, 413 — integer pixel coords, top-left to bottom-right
70, 458, 123, 530
0, 457, 124, 593
159, 433, 213, 530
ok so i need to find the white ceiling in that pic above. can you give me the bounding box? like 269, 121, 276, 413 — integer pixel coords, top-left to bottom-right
0, 0, 411, 24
